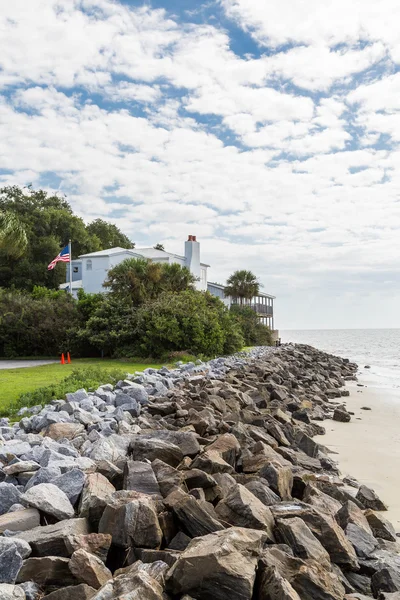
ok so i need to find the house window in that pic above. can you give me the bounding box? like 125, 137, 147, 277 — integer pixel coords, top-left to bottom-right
73, 266, 79, 273
86, 260, 92, 271
201, 268, 206, 285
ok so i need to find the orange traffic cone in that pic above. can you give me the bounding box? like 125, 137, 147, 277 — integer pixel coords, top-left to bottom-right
60, 353, 65, 365
67, 352, 71, 364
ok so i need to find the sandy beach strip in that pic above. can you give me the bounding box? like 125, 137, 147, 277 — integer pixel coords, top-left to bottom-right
315, 380, 400, 530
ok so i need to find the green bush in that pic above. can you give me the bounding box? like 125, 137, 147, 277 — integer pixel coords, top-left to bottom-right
2, 366, 127, 417
135, 290, 243, 358
230, 304, 273, 346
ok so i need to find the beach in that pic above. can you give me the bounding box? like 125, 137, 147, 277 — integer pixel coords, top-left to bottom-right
315, 378, 400, 530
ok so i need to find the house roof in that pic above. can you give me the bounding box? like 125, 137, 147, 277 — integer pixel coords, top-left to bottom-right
207, 281, 275, 300
78, 246, 209, 266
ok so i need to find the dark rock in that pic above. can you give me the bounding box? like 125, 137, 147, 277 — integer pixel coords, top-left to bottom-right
0, 483, 22, 515
365, 510, 397, 542
124, 460, 160, 496
165, 488, 225, 538
42, 584, 96, 599
18, 518, 89, 557
167, 527, 267, 600
244, 479, 280, 506
356, 485, 388, 511
0, 545, 23, 584
17, 556, 77, 586
53, 469, 85, 505
130, 436, 183, 467
275, 517, 331, 565
345, 522, 379, 558
333, 408, 351, 422
372, 568, 400, 595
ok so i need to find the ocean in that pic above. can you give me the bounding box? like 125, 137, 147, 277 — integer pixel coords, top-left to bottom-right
281, 329, 400, 390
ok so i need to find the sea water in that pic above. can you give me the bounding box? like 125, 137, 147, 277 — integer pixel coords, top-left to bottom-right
281, 329, 400, 390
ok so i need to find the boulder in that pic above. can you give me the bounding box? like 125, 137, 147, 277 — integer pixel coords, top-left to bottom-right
336, 501, 373, 535
333, 408, 351, 422
130, 436, 183, 467
0, 585, 25, 599
0, 545, 23, 584
371, 568, 400, 596
190, 450, 234, 474
99, 490, 162, 549
275, 517, 331, 565
123, 461, 160, 496
356, 485, 388, 511
256, 564, 301, 600
215, 484, 275, 540
259, 462, 293, 500
69, 549, 112, 589
167, 527, 267, 600
205, 433, 241, 466
0, 537, 31, 559
165, 489, 225, 538
65, 533, 112, 563
0, 483, 22, 515
244, 479, 280, 506
0, 508, 40, 533
151, 459, 183, 497
3, 461, 40, 476
42, 584, 96, 599
45, 423, 85, 440
21, 484, 74, 521
79, 473, 115, 524
345, 523, 379, 559
18, 518, 89, 557
53, 469, 86, 505
16, 557, 77, 586
365, 510, 397, 542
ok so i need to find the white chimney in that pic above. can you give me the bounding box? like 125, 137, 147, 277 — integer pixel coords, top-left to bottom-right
185, 235, 201, 289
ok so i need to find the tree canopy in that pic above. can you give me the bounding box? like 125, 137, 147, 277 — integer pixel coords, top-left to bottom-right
86, 218, 134, 250
104, 257, 196, 305
0, 186, 134, 291
224, 269, 261, 304
0, 211, 28, 259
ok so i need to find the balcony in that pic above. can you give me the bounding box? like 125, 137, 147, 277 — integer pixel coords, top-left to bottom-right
231, 300, 273, 316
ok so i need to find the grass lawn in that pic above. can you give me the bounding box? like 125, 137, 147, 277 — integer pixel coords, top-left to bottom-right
0, 358, 163, 412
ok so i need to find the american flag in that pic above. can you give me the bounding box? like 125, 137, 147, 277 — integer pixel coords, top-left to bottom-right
47, 245, 70, 270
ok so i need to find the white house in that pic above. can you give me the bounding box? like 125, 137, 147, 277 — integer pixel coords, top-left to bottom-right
62, 235, 275, 329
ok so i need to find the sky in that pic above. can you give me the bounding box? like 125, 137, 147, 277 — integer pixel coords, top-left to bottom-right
1, 0, 400, 329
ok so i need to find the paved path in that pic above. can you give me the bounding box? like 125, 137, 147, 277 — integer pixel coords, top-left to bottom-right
0, 360, 58, 370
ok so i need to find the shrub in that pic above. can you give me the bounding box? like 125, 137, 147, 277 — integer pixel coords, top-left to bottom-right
2, 366, 127, 417
230, 304, 273, 346
135, 290, 243, 358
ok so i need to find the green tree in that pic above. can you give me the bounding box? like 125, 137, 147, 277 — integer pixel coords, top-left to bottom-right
0, 211, 28, 258
86, 219, 134, 250
135, 290, 243, 358
224, 270, 261, 305
105, 258, 196, 305
230, 305, 272, 346
0, 186, 134, 291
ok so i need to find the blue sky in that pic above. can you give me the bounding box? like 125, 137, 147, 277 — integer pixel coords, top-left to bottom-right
2, 0, 400, 328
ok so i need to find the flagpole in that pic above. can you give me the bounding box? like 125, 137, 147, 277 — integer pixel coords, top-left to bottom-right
69, 239, 73, 296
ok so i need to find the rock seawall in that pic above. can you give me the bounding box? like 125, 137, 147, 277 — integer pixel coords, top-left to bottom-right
0, 345, 398, 600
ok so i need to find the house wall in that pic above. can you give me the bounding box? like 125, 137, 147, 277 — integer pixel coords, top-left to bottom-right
82, 255, 111, 294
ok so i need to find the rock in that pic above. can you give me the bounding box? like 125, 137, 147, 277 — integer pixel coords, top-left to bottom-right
0, 508, 40, 533
256, 564, 301, 600
190, 449, 234, 474
151, 459, 182, 497
53, 469, 86, 505
0, 545, 23, 584
79, 473, 115, 524
205, 433, 241, 466
130, 436, 183, 467
18, 581, 41, 600
365, 510, 397, 542
42, 584, 96, 599
21, 484, 74, 521
165, 489, 225, 538
259, 462, 293, 500
345, 522, 379, 558
0, 584, 25, 599
333, 408, 351, 422
99, 490, 162, 549
45, 423, 85, 440
18, 518, 89, 557
123, 460, 160, 496
102, 560, 164, 599
3, 462, 39, 476
336, 500, 373, 535
24, 466, 62, 491
65, 533, 112, 563
215, 484, 275, 540
167, 527, 267, 600
244, 479, 280, 506
356, 485, 388, 511
0, 537, 31, 559
0, 483, 22, 515
145, 431, 200, 457
371, 568, 400, 596
69, 548, 112, 589
275, 517, 331, 565
16, 557, 77, 586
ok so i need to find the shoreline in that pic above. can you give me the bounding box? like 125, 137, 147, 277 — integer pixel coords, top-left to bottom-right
316, 377, 400, 529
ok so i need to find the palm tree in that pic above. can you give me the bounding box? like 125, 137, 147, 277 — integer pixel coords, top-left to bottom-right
161, 262, 196, 292
104, 258, 163, 305
224, 270, 261, 305
0, 211, 28, 258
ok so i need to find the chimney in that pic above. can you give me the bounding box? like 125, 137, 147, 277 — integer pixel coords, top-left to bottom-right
185, 234, 201, 289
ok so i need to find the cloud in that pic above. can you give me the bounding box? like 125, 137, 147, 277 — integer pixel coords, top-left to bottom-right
1, 0, 400, 327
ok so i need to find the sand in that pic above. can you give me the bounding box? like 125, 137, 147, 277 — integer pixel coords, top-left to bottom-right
315, 380, 400, 530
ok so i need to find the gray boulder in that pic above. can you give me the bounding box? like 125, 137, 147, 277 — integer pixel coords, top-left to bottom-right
21, 483, 74, 520
0, 546, 23, 584
53, 469, 85, 505
0, 483, 22, 515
